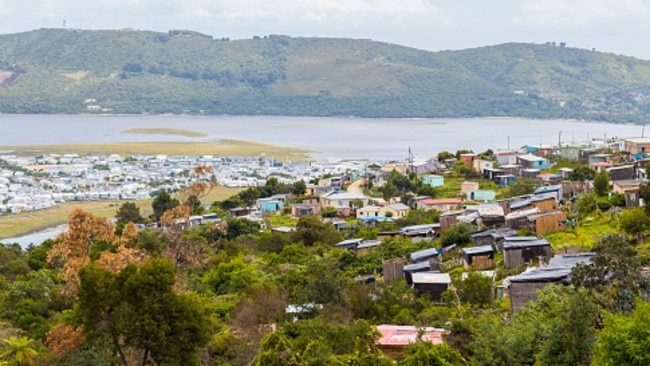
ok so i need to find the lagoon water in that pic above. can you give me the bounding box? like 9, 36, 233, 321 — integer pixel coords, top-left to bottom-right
0, 114, 644, 160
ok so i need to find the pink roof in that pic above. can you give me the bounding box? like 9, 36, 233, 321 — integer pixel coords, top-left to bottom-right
376, 325, 446, 346
420, 198, 462, 205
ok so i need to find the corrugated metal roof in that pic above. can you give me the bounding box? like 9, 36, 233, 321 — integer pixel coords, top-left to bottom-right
410, 248, 440, 263
503, 238, 550, 250
411, 272, 451, 284
462, 245, 494, 255
376, 325, 446, 346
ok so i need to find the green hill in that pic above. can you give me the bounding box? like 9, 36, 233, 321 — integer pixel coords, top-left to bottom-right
0, 28, 649, 122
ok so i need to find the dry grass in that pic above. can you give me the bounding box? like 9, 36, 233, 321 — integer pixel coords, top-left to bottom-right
1, 140, 314, 162
62, 71, 88, 80
122, 127, 208, 138
0, 186, 244, 239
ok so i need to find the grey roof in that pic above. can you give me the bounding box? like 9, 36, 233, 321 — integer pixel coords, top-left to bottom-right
400, 223, 440, 233
356, 240, 382, 250
470, 229, 497, 239
509, 253, 594, 283
403, 262, 433, 272
510, 199, 532, 210
335, 238, 364, 249
410, 248, 440, 263
412, 272, 451, 284
503, 238, 550, 250
462, 245, 495, 256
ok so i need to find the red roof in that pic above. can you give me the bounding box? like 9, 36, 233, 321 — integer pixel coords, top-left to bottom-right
420, 198, 462, 205
376, 325, 446, 346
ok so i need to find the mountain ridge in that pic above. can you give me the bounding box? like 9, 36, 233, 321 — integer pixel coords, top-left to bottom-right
0, 28, 648, 122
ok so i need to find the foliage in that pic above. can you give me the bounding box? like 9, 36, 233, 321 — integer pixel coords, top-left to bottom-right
151, 190, 180, 221
114, 202, 142, 224
293, 215, 342, 246
569, 165, 596, 181
226, 218, 261, 240
593, 299, 650, 366
471, 286, 598, 366
501, 178, 539, 198
593, 170, 611, 197
0, 336, 38, 366
439, 222, 475, 247
78, 258, 212, 365
619, 207, 650, 243
575, 192, 598, 219
399, 342, 467, 366
447, 272, 493, 308
252, 319, 391, 366
321, 206, 340, 218
571, 233, 650, 312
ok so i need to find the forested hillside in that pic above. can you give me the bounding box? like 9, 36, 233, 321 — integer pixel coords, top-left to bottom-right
0, 29, 649, 121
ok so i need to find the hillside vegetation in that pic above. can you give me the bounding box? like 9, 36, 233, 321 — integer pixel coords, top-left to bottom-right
1, 28, 650, 122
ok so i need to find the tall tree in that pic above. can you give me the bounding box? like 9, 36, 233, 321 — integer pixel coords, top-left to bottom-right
571, 233, 649, 312
78, 258, 212, 366
151, 190, 180, 221
593, 299, 650, 366
593, 170, 611, 197
47, 209, 115, 294
115, 202, 142, 224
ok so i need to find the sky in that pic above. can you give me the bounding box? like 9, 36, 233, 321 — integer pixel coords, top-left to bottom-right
2, 0, 650, 59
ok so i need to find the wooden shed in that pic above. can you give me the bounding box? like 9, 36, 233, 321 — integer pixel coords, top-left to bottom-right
509, 253, 594, 312
403, 262, 437, 285
503, 237, 552, 268
462, 245, 495, 270
411, 272, 451, 302
527, 210, 567, 235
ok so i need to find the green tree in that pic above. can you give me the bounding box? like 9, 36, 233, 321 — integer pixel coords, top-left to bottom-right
380, 182, 400, 201
151, 190, 179, 221
640, 180, 650, 216
226, 218, 261, 240
399, 342, 467, 366
0, 336, 38, 366
593, 299, 650, 366
575, 192, 597, 219
449, 272, 493, 308
502, 178, 539, 198
593, 170, 611, 197
292, 180, 307, 196
293, 215, 342, 246
78, 259, 212, 366
437, 151, 454, 162
571, 233, 649, 312
568, 165, 596, 181
619, 207, 650, 243
439, 222, 475, 247
115, 202, 142, 224
237, 187, 261, 207
321, 206, 339, 218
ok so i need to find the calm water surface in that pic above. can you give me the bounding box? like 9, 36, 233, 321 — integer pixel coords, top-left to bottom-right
0, 114, 643, 160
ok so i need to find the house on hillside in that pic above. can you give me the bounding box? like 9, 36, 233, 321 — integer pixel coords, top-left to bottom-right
517, 154, 551, 170
411, 272, 451, 301
462, 245, 495, 270
385, 203, 410, 218
503, 237, 552, 268
527, 210, 567, 235
421, 174, 444, 188
376, 325, 446, 358
508, 253, 594, 312
417, 198, 462, 212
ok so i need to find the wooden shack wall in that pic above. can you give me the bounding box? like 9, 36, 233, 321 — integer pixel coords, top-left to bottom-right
530, 211, 567, 235
413, 283, 449, 302
504, 246, 551, 268
465, 255, 494, 271
532, 199, 557, 213
439, 215, 458, 232
382, 259, 407, 283
510, 282, 554, 312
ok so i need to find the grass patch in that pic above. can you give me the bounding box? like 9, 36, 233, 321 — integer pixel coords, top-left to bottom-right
1, 140, 314, 162
0, 200, 152, 239
200, 186, 244, 203
62, 70, 88, 80
545, 211, 620, 250
122, 127, 208, 138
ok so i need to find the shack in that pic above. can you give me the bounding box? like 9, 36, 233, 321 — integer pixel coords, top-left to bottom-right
410, 248, 440, 264
462, 245, 495, 270
503, 237, 552, 268
411, 272, 452, 302
508, 253, 594, 312
403, 262, 437, 285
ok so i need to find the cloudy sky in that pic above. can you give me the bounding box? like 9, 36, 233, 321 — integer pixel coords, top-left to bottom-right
1, 0, 650, 59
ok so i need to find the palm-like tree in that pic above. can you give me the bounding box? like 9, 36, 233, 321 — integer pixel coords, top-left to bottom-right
0, 336, 38, 366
